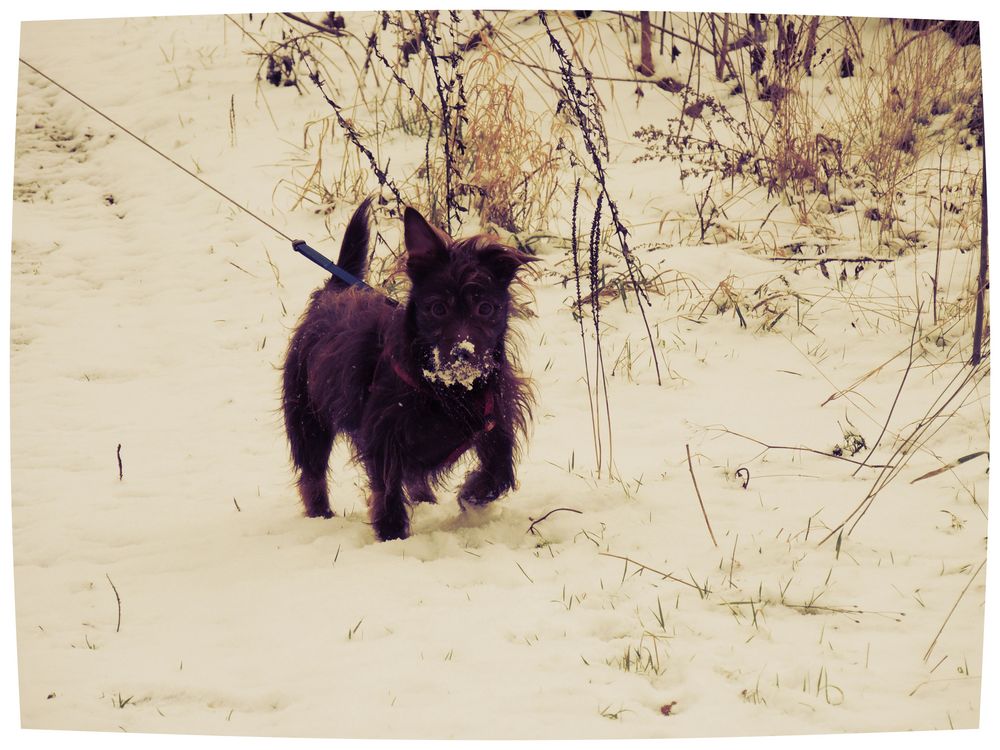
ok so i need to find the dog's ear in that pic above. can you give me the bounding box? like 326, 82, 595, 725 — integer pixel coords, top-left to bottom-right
404, 207, 450, 277
479, 244, 540, 285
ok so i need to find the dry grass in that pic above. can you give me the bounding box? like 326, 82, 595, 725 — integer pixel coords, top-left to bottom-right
281, 115, 367, 216
251, 12, 984, 354
422, 42, 566, 234
636, 15, 982, 254
832, 21, 982, 240
254, 12, 574, 240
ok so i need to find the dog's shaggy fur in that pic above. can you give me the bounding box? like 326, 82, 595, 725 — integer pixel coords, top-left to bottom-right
282, 200, 535, 540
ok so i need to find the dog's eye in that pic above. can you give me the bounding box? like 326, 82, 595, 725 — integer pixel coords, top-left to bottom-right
429, 301, 448, 317
477, 301, 495, 317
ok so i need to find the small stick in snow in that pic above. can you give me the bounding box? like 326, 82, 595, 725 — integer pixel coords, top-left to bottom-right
910, 452, 989, 484
106, 574, 122, 633
526, 507, 582, 535
227, 260, 256, 277
851, 305, 921, 477
686, 445, 717, 547
515, 561, 534, 583
762, 256, 896, 264
735, 467, 750, 489
233, 497, 241, 512
598, 552, 701, 590
712, 427, 892, 469
727, 534, 739, 588
923, 559, 986, 663
117, 444, 123, 481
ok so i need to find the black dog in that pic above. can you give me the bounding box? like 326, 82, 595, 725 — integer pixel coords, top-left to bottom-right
282, 200, 535, 540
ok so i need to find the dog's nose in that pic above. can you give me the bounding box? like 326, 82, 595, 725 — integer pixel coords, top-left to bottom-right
451, 340, 477, 362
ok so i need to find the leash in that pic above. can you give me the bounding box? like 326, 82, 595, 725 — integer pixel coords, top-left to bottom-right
291, 239, 371, 290
18, 57, 373, 291
292, 239, 399, 305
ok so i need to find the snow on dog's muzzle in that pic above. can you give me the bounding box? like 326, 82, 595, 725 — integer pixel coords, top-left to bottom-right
422, 340, 491, 389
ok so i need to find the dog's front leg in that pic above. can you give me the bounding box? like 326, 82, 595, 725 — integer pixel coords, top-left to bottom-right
457, 425, 517, 508
367, 465, 410, 541
405, 475, 438, 505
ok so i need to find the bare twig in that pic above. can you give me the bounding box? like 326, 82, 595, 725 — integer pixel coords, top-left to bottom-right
227, 260, 255, 277
607, 10, 744, 59
735, 467, 750, 489
933, 152, 945, 323
296, 43, 404, 208
540, 10, 662, 386
116, 444, 123, 481
527, 507, 583, 535
637, 12, 654, 76
686, 445, 717, 547
727, 534, 739, 587
280, 12, 345, 38
852, 304, 921, 476
820, 329, 935, 407
820, 361, 988, 544
106, 574, 122, 633
971, 156, 987, 366
891, 21, 947, 61
598, 552, 701, 590
514, 561, 534, 583
416, 11, 456, 232
710, 426, 893, 469
763, 256, 896, 264
571, 180, 600, 470
923, 560, 986, 662
910, 452, 989, 484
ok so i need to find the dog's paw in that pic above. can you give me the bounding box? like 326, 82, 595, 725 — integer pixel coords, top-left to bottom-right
457, 471, 509, 508
374, 518, 410, 541
306, 508, 335, 519
373, 500, 411, 541
405, 483, 438, 505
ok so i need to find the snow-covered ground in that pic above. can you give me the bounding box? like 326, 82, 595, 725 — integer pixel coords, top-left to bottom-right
8, 9, 994, 744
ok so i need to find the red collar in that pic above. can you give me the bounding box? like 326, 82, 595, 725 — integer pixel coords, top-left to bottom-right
390, 358, 421, 390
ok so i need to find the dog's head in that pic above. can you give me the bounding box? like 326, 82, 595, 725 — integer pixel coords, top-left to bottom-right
402, 207, 536, 389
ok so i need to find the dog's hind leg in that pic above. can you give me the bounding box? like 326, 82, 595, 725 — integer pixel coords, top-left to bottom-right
288, 412, 335, 519
297, 458, 334, 519
283, 359, 336, 518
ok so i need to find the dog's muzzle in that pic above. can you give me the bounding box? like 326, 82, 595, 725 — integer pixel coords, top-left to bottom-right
421, 341, 492, 389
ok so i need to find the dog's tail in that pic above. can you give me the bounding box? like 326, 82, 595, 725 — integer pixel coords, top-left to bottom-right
328, 197, 372, 289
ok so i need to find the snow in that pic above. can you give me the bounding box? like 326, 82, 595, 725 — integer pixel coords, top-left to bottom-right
421, 343, 485, 389
6, 7, 995, 747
